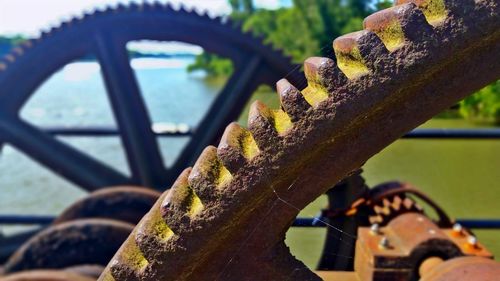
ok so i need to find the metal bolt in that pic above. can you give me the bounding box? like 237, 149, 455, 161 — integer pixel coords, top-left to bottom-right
370, 223, 380, 235
379, 236, 390, 249
467, 235, 478, 247
453, 223, 463, 233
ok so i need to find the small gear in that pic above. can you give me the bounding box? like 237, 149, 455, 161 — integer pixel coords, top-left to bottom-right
369, 194, 424, 226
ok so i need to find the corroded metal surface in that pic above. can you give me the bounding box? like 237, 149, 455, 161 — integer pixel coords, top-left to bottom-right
355, 213, 493, 280
420, 256, 500, 281
3, 219, 133, 274
98, 0, 500, 280
54, 186, 160, 225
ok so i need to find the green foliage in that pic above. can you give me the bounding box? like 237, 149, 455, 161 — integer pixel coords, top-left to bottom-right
459, 81, 500, 124
188, 0, 381, 76
187, 52, 233, 76
188, 0, 498, 124
0, 35, 26, 45
0, 35, 26, 56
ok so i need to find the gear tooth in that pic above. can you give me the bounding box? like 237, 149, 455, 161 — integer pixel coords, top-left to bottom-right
83, 10, 94, 18
276, 79, 310, 121
302, 57, 342, 107
179, 3, 190, 13
248, 100, 293, 140
333, 31, 371, 79
4, 54, 15, 63
382, 198, 391, 207
129, 2, 143, 11
60, 21, 70, 28
304, 57, 347, 89
391, 195, 403, 210
188, 146, 233, 202
12, 47, 24, 56
40, 30, 50, 39
199, 10, 211, 19
364, 6, 406, 52
161, 168, 204, 228
402, 197, 414, 209
21, 40, 33, 49
217, 123, 260, 173
142, 1, 153, 10
98, 269, 116, 281
109, 235, 149, 281
135, 194, 176, 261
370, 215, 383, 224
116, 3, 127, 11
164, 2, 175, 11
94, 6, 106, 15
373, 205, 383, 213
334, 30, 389, 79
213, 15, 223, 22
69, 16, 79, 25
366, 4, 432, 46
395, 0, 448, 25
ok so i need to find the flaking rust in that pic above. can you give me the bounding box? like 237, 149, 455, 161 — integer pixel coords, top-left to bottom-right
100, 0, 500, 280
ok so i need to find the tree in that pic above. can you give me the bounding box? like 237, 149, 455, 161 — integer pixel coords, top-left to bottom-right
459, 81, 500, 124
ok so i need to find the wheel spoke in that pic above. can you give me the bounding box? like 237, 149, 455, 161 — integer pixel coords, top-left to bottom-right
95, 33, 167, 189
0, 118, 130, 191
168, 54, 263, 183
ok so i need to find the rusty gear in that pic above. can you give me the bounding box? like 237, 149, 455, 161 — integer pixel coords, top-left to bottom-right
367, 182, 424, 226
369, 194, 423, 226
3, 219, 133, 274
54, 186, 160, 225
97, 0, 500, 280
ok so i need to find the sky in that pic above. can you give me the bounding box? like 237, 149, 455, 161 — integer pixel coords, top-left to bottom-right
0, 0, 291, 36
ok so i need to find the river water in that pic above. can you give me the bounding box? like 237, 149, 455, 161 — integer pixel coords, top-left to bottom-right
0, 57, 498, 268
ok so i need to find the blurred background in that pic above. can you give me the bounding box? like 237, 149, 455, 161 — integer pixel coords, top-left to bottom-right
0, 0, 498, 270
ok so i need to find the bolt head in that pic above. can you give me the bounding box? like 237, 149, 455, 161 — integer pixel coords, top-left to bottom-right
453, 223, 463, 233
467, 235, 478, 246
379, 236, 390, 249
370, 223, 380, 235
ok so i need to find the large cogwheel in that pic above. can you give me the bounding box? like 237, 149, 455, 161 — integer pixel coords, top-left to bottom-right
0, 3, 301, 191
62, 0, 500, 280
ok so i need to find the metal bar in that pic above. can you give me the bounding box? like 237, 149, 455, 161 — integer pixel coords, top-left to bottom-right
403, 128, 500, 139
41, 126, 192, 137
0, 118, 130, 191
457, 219, 500, 229
30, 127, 500, 139
95, 33, 167, 189
292, 218, 500, 229
0, 215, 53, 225
3, 215, 500, 229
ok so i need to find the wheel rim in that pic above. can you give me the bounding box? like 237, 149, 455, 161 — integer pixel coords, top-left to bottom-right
0, 4, 302, 191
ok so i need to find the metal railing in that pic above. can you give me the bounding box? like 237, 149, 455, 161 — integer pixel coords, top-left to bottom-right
1, 127, 500, 229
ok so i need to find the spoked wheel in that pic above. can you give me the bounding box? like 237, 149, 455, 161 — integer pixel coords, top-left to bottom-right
97, 0, 500, 280
0, 3, 302, 192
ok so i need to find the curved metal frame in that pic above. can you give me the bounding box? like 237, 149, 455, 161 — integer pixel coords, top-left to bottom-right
0, 4, 303, 191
